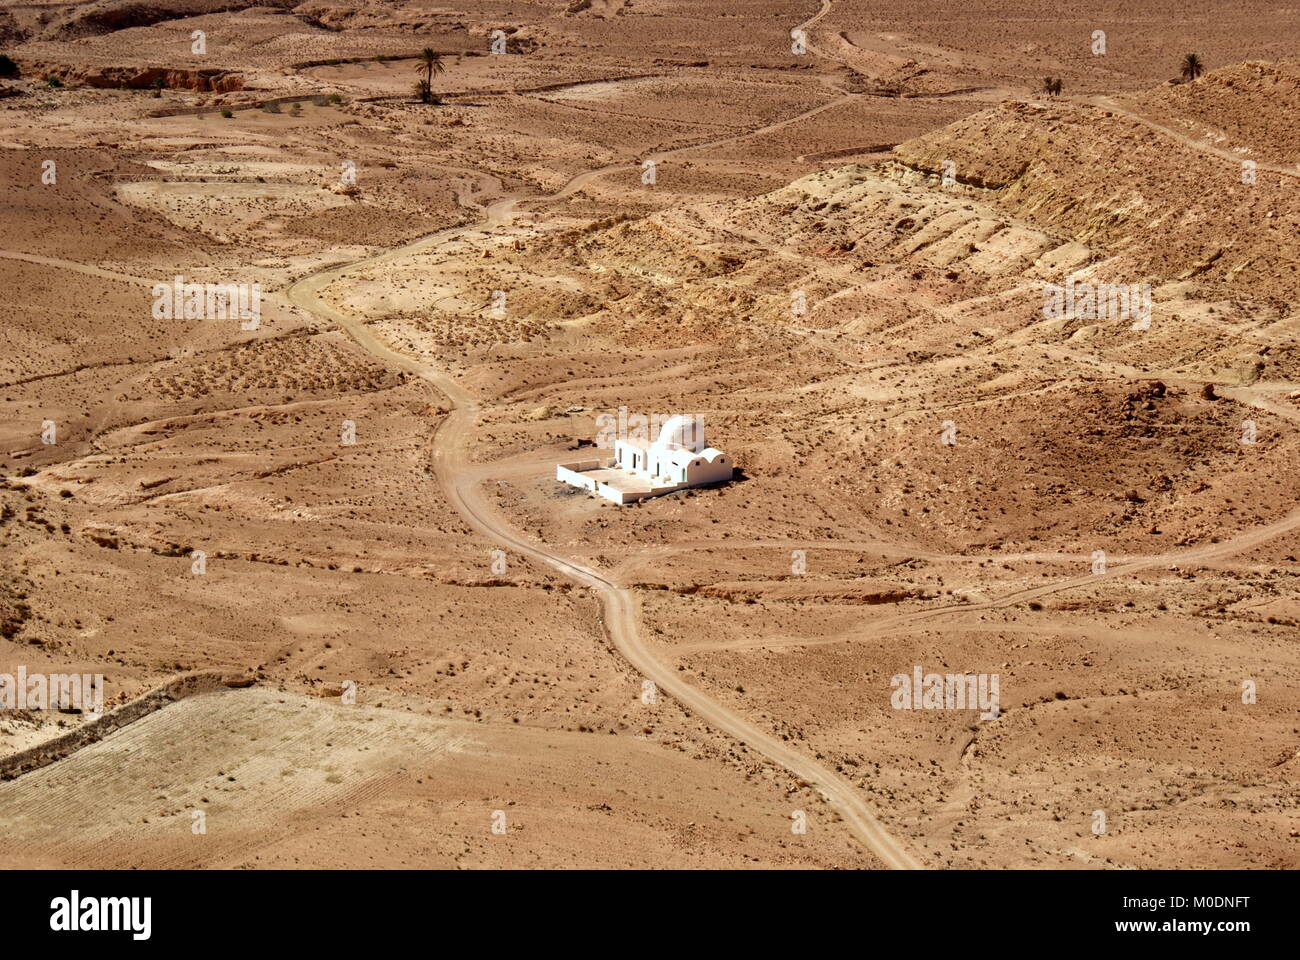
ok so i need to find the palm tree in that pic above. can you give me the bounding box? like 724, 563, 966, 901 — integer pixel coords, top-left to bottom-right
1181, 53, 1204, 82
1040, 77, 1062, 98
415, 48, 444, 102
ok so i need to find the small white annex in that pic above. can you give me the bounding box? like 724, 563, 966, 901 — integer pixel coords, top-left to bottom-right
556, 415, 733, 504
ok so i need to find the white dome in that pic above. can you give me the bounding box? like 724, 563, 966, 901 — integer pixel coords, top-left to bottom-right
655, 415, 705, 452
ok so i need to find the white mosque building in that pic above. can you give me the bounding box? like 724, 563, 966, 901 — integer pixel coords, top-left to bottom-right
556, 415, 733, 504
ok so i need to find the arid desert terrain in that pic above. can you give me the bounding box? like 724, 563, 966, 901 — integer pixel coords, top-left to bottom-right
0, 0, 1297, 869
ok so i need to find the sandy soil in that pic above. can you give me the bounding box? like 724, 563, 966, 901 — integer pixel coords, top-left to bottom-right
0, 1, 1297, 869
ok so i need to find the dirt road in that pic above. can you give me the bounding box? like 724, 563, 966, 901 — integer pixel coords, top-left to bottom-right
283, 16, 922, 867
280, 4, 1300, 868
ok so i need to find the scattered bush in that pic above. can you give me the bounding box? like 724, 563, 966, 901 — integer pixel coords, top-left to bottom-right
220, 108, 233, 118
46, 74, 62, 88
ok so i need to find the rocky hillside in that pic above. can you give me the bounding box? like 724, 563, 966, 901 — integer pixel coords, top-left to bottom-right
894, 67, 1300, 301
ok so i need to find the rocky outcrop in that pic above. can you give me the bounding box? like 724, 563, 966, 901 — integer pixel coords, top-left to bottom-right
18, 60, 243, 91
891, 92, 1300, 300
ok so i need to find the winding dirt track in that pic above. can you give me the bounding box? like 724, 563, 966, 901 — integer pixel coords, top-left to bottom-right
279, 0, 1300, 869
11, 0, 1291, 870
284, 0, 920, 869
1078, 94, 1300, 181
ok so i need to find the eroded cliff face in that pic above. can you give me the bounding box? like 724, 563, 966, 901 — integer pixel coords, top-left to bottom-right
15, 60, 243, 91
